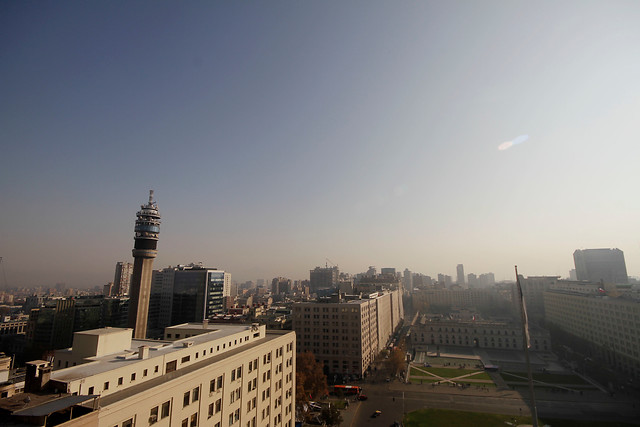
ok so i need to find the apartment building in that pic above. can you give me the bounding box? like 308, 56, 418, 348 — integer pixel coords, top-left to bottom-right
292, 290, 403, 377
1, 323, 296, 427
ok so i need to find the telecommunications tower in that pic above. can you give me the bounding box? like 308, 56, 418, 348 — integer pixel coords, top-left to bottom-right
127, 190, 161, 339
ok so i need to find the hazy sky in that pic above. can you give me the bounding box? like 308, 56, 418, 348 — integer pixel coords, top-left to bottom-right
2, 1, 640, 288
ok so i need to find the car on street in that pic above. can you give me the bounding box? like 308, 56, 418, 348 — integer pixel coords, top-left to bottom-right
371, 410, 382, 418
358, 394, 368, 400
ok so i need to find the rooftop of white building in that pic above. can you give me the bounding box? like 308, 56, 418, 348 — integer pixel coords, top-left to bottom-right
52, 323, 267, 382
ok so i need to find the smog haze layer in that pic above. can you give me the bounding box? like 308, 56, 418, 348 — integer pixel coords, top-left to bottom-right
2, 1, 640, 287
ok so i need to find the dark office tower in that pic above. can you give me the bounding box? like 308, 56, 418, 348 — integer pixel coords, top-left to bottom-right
573, 248, 628, 284
456, 264, 465, 287
127, 191, 161, 339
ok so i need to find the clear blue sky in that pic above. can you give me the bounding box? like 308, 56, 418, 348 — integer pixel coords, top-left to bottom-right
2, 1, 640, 288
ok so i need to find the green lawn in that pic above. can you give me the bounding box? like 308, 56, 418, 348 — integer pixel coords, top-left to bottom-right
417, 367, 484, 378
409, 378, 496, 387
465, 371, 492, 380
403, 408, 636, 427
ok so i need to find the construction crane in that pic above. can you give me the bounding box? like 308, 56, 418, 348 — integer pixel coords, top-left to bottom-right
325, 258, 338, 269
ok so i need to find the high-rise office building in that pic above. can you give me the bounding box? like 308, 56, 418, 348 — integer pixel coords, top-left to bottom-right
113, 262, 134, 296
403, 268, 413, 289
171, 266, 231, 325
147, 264, 232, 337
127, 191, 161, 339
456, 264, 465, 287
309, 266, 339, 291
573, 248, 628, 284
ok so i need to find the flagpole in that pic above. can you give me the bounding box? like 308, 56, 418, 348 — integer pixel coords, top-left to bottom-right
515, 266, 538, 427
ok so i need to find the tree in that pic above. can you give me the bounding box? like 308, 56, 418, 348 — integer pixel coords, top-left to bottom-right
387, 338, 407, 377
296, 351, 328, 403
320, 404, 343, 426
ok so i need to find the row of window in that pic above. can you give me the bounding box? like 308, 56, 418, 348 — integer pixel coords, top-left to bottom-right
149, 401, 171, 424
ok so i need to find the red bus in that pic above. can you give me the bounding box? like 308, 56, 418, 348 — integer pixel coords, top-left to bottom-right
333, 385, 361, 395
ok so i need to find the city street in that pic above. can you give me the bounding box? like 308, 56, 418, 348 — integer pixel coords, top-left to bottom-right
340, 379, 640, 426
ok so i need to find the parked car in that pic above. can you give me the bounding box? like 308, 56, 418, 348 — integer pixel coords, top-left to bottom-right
358, 394, 368, 401
371, 410, 382, 418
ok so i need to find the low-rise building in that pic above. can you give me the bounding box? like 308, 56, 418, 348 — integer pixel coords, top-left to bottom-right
410, 315, 550, 352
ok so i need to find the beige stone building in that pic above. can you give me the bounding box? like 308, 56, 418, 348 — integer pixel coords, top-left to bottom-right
410, 315, 550, 352
544, 284, 640, 378
292, 289, 403, 377
1, 323, 296, 427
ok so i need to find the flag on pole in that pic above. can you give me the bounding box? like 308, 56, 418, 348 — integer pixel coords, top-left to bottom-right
515, 269, 531, 349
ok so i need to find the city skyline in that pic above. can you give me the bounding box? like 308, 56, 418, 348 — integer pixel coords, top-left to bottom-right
2, 2, 640, 287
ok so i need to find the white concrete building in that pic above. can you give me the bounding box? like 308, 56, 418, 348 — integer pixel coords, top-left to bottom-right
1, 323, 295, 427
544, 286, 640, 378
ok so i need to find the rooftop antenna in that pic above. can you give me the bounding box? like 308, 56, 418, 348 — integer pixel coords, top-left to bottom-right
149, 189, 154, 204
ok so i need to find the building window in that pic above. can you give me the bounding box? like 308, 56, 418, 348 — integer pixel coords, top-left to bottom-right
166, 361, 177, 373
182, 418, 188, 427
131, 373, 136, 381
143, 369, 148, 377
183, 391, 190, 407
150, 406, 159, 424
190, 413, 198, 427
209, 403, 214, 418
182, 356, 191, 363
103, 382, 109, 391
161, 401, 170, 418
118, 377, 123, 386
123, 419, 133, 427
192, 387, 199, 402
